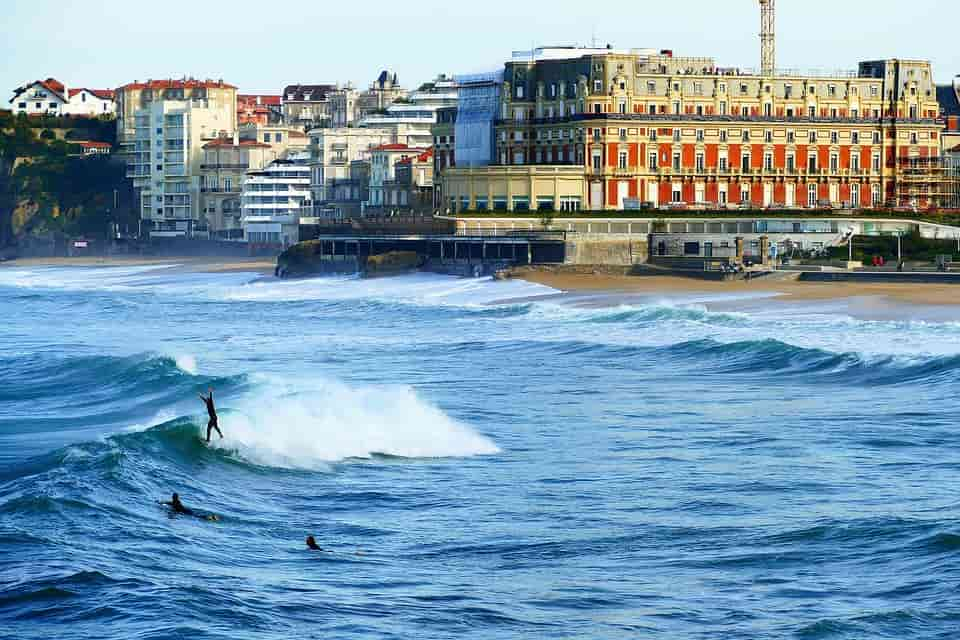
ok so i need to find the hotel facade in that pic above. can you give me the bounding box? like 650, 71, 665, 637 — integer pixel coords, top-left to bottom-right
440, 47, 946, 213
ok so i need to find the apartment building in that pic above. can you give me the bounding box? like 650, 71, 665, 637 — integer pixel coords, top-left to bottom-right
305, 127, 410, 209
116, 79, 237, 238
241, 159, 311, 248
386, 148, 435, 214
440, 46, 945, 213
368, 144, 430, 210
281, 84, 336, 128
199, 137, 277, 238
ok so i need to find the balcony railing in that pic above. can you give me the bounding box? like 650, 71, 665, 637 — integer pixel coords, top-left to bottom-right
200, 164, 249, 170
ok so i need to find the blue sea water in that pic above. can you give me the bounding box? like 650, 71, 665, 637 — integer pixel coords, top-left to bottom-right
1, 264, 959, 639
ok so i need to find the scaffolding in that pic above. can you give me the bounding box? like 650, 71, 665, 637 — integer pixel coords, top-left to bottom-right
895, 157, 960, 209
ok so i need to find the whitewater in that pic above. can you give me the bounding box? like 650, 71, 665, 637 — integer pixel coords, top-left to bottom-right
1, 264, 959, 639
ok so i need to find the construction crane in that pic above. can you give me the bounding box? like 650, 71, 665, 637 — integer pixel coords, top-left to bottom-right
759, 0, 776, 76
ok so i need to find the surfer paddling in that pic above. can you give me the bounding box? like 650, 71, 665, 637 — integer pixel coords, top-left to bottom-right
162, 493, 219, 521
199, 387, 223, 443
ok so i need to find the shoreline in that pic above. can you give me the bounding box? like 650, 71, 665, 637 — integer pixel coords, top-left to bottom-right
507, 269, 960, 306
4, 256, 960, 307
0, 255, 278, 275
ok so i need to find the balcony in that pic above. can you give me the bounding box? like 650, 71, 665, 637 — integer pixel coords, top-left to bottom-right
200, 164, 249, 170
200, 187, 241, 194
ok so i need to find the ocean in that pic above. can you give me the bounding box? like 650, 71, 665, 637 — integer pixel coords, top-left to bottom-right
0, 264, 958, 639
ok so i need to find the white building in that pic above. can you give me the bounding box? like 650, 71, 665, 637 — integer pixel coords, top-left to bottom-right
65, 88, 116, 117
241, 160, 312, 248
306, 127, 400, 206
8, 78, 68, 116
117, 79, 238, 238
368, 144, 430, 209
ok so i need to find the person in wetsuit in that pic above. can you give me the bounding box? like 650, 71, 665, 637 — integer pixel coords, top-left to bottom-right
162, 493, 219, 521
164, 493, 194, 516
306, 536, 324, 551
199, 387, 223, 443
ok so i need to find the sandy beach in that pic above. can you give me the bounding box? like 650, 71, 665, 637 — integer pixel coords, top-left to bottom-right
0, 256, 278, 276
4, 256, 960, 307
509, 269, 960, 306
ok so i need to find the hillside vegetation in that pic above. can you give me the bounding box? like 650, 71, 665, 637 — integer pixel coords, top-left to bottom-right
0, 112, 133, 249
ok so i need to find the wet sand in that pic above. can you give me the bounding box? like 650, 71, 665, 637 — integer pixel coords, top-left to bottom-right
511, 271, 960, 307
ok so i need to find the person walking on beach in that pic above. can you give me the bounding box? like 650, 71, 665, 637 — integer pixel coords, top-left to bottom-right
199, 387, 223, 443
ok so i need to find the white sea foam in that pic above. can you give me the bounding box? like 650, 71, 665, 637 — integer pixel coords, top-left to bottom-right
217, 272, 559, 306
0, 264, 182, 291
0, 265, 559, 307
174, 354, 199, 375
206, 376, 500, 469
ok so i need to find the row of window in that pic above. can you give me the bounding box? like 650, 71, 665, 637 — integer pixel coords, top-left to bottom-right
663, 183, 882, 207
455, 195, 582, 212
641, 151, 884, 173
17, 102, 59, 110
520, 78, 896, 101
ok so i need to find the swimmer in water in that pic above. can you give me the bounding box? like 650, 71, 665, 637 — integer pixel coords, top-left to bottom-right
199, 387, 223, 443
306, 536, 324, 551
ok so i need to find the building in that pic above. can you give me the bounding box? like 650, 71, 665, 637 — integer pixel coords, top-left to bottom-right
241, 159, 312, 248
329, 85, 360, 127
239, 122, 310, 157
368, 144, 431, 210
8, 78, 68, 116
65, 88, 116, 117
281, 84, 336, 128
116, 79, 238, 238
199, 137, 277, 238
305, 127, 410, 210
386, 148, 435, 214
452, 71, 503, 168
323, 160, 371, 218
440, 46, 945, 213
938, 77, 960, 209
355, 71, 407, 120
238, 94, 282, 126
433, 106, 458, 207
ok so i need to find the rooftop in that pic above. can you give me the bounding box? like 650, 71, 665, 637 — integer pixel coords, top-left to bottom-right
203, 138, 271, 149
68, 88, 115, 100
119, 78, 237, 91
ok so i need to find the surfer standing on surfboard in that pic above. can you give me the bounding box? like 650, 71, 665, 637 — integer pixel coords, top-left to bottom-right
199, 387, 223, 443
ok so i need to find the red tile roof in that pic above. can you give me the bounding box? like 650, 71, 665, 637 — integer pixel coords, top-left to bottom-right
68, 88, 116, 100
119, 79, 237, 91
76, 141, 112, 149
202, 139, 271, 149
42, 78, 65, 94
11, 78, 67, 102
238, 94, 281, 106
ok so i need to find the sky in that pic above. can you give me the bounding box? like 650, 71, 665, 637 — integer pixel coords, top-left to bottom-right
2, 0, 958, 96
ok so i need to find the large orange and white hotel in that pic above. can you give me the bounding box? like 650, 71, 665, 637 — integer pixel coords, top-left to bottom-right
439, 46, 948, 213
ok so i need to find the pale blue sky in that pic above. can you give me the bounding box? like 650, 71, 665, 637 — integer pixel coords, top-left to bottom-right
3, 0, 958, 95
